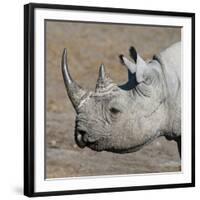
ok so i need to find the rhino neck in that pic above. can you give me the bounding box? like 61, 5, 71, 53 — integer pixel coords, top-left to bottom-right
153, 43, 181, 139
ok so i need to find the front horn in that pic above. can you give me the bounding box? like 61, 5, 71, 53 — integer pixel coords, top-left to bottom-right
61, 48, 88, 111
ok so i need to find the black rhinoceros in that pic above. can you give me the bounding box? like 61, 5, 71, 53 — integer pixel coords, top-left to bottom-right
61, 42, 181, 157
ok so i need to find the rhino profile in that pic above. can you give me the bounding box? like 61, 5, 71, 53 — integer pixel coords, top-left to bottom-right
61, 42, 181, 156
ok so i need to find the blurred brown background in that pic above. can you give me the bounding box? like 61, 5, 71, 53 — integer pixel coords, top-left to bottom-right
46, 20, 181, 179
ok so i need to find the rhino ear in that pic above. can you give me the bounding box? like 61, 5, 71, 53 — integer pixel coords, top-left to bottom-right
119, 46, 153, 84
129, 46, 150, 83
119, 54, 136, 74
135, 54, 149, 83
119, 54, 148, 84
129, 46, 137, 63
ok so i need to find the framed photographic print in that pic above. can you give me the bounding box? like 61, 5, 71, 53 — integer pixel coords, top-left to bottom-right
24, 3, 195, 197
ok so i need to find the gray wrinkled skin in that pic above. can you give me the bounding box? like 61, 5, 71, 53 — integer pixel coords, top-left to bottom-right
62, 42, 181, 155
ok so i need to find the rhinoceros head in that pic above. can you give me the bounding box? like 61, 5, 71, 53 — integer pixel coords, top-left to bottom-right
61, 47, 167, 153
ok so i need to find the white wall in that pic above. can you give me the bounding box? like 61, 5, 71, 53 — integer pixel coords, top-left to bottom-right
0, 0, 199, 199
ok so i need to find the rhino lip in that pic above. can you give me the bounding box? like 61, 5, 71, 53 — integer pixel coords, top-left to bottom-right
76, 133, 87, 148
86, 142, 103, 152
75, 131, 97, 149
112, 132, 160, 154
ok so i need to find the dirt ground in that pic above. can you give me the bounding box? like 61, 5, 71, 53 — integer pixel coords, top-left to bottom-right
45, 20, 181, 179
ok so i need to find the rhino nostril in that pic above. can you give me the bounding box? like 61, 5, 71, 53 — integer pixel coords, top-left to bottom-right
76, 129, 88, 142
75, 129, 88, 148
76, 128, 96, 144
78, 130, 87, 136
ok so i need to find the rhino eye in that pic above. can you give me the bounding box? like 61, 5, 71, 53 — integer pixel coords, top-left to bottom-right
109, 107, 120, 115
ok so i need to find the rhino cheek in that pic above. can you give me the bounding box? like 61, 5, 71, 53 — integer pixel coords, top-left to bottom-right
114, 118, 146, 149
107, 118, 135, 149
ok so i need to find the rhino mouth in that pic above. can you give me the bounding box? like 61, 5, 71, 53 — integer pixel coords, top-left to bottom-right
108, 132, 160, 154
75, 129, 103, 151
75, 132, 87, 148
75, 129, 160, 153
92, 132, 160, 153
75, 136, 103, 152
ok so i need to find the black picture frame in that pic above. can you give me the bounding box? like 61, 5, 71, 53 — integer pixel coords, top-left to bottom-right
24, 3, 195, 197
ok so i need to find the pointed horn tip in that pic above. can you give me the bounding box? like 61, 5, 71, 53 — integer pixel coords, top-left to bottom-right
62, 48, 67, 63
100, 63, 104, 68
62, 48, 67, 69
99, 63, 105, 72
98, 63, 106, 79
63, 48, 67, 56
